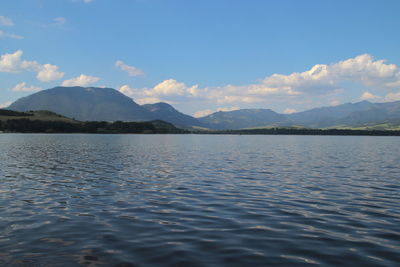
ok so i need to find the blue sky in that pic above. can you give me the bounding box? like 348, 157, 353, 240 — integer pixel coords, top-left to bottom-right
1, 0, 400, 116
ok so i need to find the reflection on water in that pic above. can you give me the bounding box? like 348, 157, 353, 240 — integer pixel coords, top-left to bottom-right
0, 134, 399, 266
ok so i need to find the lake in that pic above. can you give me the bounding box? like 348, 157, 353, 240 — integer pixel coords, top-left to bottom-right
0, 134, 399, 266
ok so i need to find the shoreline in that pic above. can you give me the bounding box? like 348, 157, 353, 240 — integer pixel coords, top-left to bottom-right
1, 130, 400, 136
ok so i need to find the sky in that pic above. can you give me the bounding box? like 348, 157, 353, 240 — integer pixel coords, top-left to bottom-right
1, 0, 400, 117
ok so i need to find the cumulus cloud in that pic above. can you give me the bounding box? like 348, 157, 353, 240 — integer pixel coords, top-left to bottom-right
193, 106, 241, 118
100, 55, 400, 112
0, 16, 13, 26
0, 50, 64, 81
115, 60, 144, 77
120, 54, 400, 111
0, 30, 23, 39
198, 54, 400, 107
283, 108, 297, 114
118, 85, 163, 104
118, 80, 199, 104
217, 106, 241, 112
0, 50, 25, 72
10, 82, 42, 92
143, 79, 199, 97
330, 100, 341, 106
193, 109, 214, 118
135, 97, 166, 105
37, 64, 64, 82
383, 92, 400, 102
264, 54, 399, 94
360, 91, 380, 101
385, 79, 400, 88
61, 74, 100, 86
118, 84, 136, 96
0, 101, 12, 108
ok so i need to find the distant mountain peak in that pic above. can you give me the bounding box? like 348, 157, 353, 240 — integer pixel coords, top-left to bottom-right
8, 86, 155, 122
142, 102, 203, 127
7, 86, 400, 130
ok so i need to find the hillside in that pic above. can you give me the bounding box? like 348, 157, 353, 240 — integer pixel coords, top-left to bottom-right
198, 109, 288, 130
0, 109, 186, 134
286, 101, 375, 128
8, 86, 155, 122
198, 101, 400, 130
142, 102, 203, 128
7, 86, 400, 130
0, 109, 78, 123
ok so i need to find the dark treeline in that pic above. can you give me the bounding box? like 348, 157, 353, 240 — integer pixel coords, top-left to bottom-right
0, 119, 187, 134
201, 128, 400, 136
0, 109, 33, 117
1, 117, 399, 136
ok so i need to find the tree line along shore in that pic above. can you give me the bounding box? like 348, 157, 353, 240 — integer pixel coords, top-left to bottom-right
1, 109, 400, 135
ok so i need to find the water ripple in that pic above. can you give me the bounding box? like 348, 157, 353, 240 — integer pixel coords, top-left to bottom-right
0, 134, 399, 266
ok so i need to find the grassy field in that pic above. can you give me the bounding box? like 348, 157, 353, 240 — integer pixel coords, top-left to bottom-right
329, 122, 400, 131
0, 110, 78, 123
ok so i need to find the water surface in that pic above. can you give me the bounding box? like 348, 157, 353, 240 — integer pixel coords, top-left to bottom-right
0, 134, 399, 266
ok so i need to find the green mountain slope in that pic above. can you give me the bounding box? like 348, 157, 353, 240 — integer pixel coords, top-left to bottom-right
8, 86, 155, 122
198, 109, 288, 130
142, 102, 204, 128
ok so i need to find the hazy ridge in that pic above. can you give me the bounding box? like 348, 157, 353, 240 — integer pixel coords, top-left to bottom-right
7, 86, 400, 130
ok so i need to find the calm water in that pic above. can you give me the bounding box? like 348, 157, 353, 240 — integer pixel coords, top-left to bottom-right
0, 134, 399, 266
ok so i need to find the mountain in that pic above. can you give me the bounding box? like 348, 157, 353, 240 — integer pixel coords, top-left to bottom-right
333, 101, 400, 126
142, 102, 204, 128
198, 101, 400, 130
8, 86, 400, 130
198, 109, 288, 130
286, 101, 375, 128
0, 109, 78, 123
8, 86, 155, 122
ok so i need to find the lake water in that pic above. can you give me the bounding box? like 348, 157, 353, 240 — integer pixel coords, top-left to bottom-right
0, 134, 399, 266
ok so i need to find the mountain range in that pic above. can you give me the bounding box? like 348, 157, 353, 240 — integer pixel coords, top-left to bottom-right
8, 86, 400, 130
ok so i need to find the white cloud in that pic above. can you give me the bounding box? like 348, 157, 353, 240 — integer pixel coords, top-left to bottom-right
193, 106, 240, 118
331, 55, 398, 87
193, 109, 214, 118
197, 54, 400, 107
217, 106, 241, 112
0, 101, 12, 108
0, 16, 13, 26
283, 108, 297, 114
118, 84, 135, 96
147, 79, 186, 96
116, 55, 400, 112
383, 92, 400, 102
115, 60, 144, 77
61, 74, 100, 86
0, 50, 25, 72
330, 100, 341, 106
385, 79, 400, 88
0, 50, 64, 81
233, 54, 399, 99
83, 0, 94, 3
135, 97, 165, 105
144, 79, 199, 97
118, 85, 166, 104
360, 91, 380, 101
120, 80, 200, 105
0, 30, 23, 39
37, 64, 64, 82
10, 82, 42, 92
